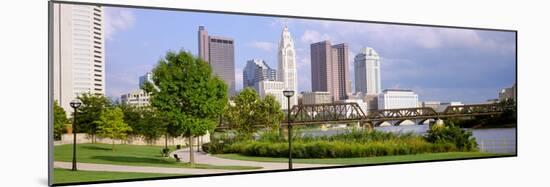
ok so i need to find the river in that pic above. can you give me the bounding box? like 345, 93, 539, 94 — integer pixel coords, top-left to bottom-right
298, 125, 516, 154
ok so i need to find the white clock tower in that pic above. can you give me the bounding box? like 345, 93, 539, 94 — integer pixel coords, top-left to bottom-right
277, 26, 298, 109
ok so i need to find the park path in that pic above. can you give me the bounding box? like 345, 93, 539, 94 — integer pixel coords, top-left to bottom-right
54, 161, 234, 175
170, 149, 335, 170
54, 150, 334, 175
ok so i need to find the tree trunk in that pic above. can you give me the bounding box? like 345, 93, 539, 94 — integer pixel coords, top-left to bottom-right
197, 136, 200, 152
164, 133, 168, 150
188, 136, 194, 165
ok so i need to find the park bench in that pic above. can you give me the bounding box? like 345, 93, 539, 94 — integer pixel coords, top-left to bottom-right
174, 154, 181, 162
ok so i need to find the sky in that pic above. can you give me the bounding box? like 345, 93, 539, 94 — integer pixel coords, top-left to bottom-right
104, 6, 516, 104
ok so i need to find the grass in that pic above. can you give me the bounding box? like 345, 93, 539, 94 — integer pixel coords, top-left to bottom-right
53, 168, 185, 184
54, 143, 261, 170
214, 152, 513, 165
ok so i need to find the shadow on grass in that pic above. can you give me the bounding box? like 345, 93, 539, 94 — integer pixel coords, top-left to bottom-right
91, 156, 176, 165
81, 145, 113, 151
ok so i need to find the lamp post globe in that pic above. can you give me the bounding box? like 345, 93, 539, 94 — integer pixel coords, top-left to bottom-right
70, 99, 82, 109
69, 99, 81, 171
282, 90, 294, 170
283, 90, 294, 98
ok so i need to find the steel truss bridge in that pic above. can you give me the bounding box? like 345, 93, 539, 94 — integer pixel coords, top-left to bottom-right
283, 103, 511, 127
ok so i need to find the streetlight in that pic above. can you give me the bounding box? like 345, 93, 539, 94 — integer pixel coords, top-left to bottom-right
283, 90, 295, 170
69, 99, 82, 171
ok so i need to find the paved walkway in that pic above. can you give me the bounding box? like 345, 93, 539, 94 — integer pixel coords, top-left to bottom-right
171, 149, 334, 170
54, 149, 335, 175
54, 161, 231, 175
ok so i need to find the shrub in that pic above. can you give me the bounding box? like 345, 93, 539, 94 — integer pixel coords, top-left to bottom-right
161, 148, 170, 157
424, 123, 478, 151
214, 138, 458, 158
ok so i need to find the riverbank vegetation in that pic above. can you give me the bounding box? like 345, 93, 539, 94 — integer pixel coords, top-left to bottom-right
203, 124, 478, 158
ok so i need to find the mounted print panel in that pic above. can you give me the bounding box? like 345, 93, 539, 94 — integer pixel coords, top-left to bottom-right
49, 1, 517, 186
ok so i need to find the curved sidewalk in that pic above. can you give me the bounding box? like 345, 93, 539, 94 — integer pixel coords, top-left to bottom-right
54, 161, 237, 175
171, 149, 335, 170
54, 150, 335, 175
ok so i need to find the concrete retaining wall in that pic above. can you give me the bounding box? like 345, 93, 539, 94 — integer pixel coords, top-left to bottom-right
54, 133, 210, 146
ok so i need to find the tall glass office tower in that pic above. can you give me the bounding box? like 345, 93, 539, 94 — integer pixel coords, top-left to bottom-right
198, 26, 236, 95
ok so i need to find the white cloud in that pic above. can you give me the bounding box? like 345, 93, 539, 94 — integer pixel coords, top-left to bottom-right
104, 8, 136, 40
301, 20, 514, 54
249, 41, 276, 52
301, 30, 332, 44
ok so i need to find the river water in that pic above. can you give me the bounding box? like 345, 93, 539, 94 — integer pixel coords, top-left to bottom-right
299, 125, 516, 154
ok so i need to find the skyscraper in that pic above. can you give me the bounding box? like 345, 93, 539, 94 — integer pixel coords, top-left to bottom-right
243, 59, 276, 90
139, 72, 153, 88
256, 80, 285, 110
277, 26, 298, 108
310, 40, 350, 101
53, 4, 105, 113
332, 43, 350, 100
198, 26, 236, 95
354, 47, 381, 95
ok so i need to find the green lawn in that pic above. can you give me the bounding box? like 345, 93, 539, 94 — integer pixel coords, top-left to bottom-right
214, 152, 512, 165
53, 168, 185, 184
54, 143, 261, 170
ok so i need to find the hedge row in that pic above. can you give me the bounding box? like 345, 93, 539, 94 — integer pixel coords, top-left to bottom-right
205, 139, 457, 158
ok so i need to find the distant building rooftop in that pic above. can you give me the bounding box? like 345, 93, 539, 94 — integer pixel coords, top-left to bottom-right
383, 89, 414, 92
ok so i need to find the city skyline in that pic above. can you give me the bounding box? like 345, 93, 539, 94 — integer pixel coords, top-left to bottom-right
104, 7, 516, 104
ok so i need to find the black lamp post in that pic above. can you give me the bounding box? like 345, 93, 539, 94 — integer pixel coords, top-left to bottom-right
70, 99, 82, 171
283, 90, 295, 170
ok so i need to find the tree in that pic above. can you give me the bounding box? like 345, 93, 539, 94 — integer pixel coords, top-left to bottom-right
144, 50, 227, 165
53, 100, 68, 140
75, 93, 111, 143
224, 88, 262, 139
258, 95, 284, 131
137, 108, 166, 144
224, 88, 284, 139
95, 107, 132, 151
424, 122, 478, 151
121, 105, 165, 144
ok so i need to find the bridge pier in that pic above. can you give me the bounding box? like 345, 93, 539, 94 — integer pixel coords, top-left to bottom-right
429, 119, 445, 128
361, 121, 374, 132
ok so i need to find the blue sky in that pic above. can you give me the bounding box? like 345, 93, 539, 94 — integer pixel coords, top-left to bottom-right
104, 7, 516, 104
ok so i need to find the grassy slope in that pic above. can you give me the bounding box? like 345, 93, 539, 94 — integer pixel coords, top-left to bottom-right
54, 143, 261, 170
53, 168, 185, 184
214, 152, 513, 165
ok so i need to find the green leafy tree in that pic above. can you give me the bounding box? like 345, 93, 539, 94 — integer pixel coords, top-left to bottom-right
224, 88, 262, 139
119, 103, 140, 136
120, 105, 166, 144
225, 88, 284, 139
138, 108, 166, 144
144, 50, 227, 165
53, 100, 68, 140
95, 107, 132, 151
75, 93, 111, 143
258, 95, 284, 131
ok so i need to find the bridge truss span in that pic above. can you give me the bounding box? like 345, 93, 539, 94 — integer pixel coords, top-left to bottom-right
284, 102, 511, 126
